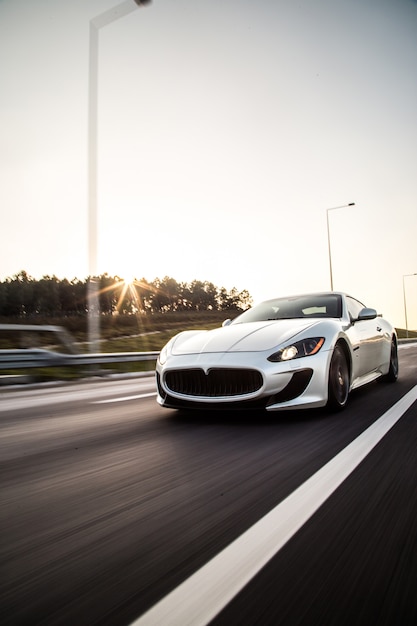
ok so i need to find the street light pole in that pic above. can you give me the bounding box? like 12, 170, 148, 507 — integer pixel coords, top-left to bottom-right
403, 273, 417, 338
87, 0, 151, 352
326, 202, 355, 291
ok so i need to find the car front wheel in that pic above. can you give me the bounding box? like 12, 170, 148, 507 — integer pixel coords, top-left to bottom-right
327, 344, 350, 410
383, 337, 399, 383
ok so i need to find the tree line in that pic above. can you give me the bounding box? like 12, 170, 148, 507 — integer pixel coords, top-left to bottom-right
0, 271, 253, 317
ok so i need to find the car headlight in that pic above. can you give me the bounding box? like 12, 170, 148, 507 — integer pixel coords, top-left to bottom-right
268, 337, 325, 362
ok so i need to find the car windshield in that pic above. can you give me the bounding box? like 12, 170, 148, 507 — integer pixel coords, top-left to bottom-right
232, 294, 342, 324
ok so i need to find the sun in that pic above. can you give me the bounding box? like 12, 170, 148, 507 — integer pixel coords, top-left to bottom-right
94, 274, 155, 315
116, 277, 148, 314
122, 274, 137, 287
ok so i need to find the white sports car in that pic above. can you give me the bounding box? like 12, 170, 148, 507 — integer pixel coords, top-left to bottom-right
156, 292, 398, 411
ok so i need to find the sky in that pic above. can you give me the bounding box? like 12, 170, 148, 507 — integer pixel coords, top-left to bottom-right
1, 0, 416, 329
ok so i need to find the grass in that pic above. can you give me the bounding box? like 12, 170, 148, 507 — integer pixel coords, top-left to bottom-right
396, 328, 417, 340
98, 319, 224, 353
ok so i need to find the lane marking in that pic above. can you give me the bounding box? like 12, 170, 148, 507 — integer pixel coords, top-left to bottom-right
92, 392, 157, 404
132, 385, 417, 626
0, 383, 156, 412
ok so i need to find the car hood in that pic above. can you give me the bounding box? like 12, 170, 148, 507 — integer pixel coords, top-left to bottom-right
171, 319, 318, 355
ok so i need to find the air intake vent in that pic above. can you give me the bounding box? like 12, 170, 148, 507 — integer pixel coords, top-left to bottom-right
165, 368, 263, 397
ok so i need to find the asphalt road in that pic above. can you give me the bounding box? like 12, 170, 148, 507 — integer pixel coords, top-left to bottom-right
1, 344, 417, 626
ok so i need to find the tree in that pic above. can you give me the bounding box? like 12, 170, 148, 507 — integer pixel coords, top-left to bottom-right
33, 276, 61, 315
59, 278, 85, 315
217, 286, 252, 311
0, 272, 253, 317
3, 271, 35, 316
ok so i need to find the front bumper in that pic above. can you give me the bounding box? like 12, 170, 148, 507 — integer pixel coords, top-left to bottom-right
156, 349, 332, 411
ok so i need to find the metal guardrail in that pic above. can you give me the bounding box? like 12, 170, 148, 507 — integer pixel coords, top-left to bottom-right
0, 324, 159, 378
0, 349, 159, 370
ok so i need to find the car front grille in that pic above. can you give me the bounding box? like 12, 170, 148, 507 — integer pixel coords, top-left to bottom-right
164, 368, 263, 398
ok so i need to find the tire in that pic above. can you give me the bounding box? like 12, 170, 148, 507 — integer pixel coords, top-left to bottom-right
327, 344, 350, 410
383, 338, 399, 383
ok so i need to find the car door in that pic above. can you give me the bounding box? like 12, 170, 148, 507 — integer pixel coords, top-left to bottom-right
346, 297, 384, 379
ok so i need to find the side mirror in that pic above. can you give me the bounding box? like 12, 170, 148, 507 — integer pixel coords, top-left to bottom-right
357, 307, 377, 321
222, 319, 232, 327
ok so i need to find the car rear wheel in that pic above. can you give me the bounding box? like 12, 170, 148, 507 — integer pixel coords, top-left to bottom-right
327, 344, 350, 410
383, 337, 399, 383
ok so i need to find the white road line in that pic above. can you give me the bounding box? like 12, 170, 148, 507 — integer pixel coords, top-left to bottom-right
132, 385, 417, 626
92, 392, 157, 404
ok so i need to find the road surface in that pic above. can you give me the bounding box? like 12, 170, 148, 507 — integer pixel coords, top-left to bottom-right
1, 344, 417, 625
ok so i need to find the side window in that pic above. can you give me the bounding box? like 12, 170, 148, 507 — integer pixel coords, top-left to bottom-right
346, 296, 365, 321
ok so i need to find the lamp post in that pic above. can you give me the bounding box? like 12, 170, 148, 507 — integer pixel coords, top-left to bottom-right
87, 0, 151, 352
403, 273, 417, 338
326, 202, 355, 291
